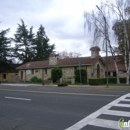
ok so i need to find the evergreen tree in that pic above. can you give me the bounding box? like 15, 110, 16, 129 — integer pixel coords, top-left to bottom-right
113, 19, 130, 59
33, 25, 55, 61
13, 19, 35, 63
0, 29, 12, 72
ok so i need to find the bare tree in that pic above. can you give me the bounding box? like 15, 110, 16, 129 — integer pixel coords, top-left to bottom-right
105, 0, 130, 84
58, 51, 81, 59
84, 3, 120, 84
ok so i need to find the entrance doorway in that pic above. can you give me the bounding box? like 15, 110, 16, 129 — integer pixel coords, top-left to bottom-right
21, 71, 23, 80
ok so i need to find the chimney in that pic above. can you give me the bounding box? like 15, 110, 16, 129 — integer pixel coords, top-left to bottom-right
90, 46, 100, 58
49, 53, 58, 65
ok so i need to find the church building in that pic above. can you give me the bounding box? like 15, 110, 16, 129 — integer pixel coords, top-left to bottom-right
16, 46, 125, 84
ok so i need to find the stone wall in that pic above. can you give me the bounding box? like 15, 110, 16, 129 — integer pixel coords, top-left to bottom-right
17, 60, 105, 83
26, 69, 43, 81
87, 61, 105, 79
18, 69, 53, 82
62, 67, 74, 78
62, 67, 75, 83
43, 68, 51, 80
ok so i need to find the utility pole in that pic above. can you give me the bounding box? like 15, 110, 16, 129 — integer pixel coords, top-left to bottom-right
105, 18, 109, 88
96, 5, 109, 87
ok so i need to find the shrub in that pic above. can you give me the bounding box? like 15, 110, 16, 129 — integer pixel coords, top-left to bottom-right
51, 67, 62, 83
108, 77, 117, 83
75, 69, 87, 83
89, 78, 106, 85
30, 76, 37, 83
108, 77, 126, 84
89, 77, 126, 85
119, 78, 126, 83
58, 83, 68, 87
30, 76, 42, 83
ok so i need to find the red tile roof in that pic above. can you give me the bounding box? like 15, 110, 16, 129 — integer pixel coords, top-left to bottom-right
107, 63, 125, 71
102, 56, 125, 71
16, 55, 126, 72
16, 57, 101, 70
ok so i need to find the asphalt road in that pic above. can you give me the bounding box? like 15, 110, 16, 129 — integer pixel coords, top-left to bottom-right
0, 85, 129, 130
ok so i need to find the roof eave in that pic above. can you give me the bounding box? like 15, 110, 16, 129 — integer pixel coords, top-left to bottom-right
16, 64, 92, 70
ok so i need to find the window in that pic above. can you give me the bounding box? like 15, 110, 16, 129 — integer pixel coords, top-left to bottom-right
97, 64, 100, 78
105, 72, 110, 77
91, 73, 94, 77
113, 72, 117, 77
108, 72, 110, 76
21, 71, 23, 79
3, 74, 6, 79
45, 68, 47, 74
32, 69, 34, 74
35, 70, 39, 73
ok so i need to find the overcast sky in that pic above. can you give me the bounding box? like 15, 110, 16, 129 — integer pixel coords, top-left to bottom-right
0, 0, 104, 57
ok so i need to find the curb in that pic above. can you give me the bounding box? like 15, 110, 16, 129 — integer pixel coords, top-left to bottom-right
28, 85, 130, 91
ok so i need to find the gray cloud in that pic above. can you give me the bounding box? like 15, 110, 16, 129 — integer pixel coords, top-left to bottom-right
0, 0, 97, 56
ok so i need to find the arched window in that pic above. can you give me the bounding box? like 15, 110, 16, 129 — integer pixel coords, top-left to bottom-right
97, 64, 100, 78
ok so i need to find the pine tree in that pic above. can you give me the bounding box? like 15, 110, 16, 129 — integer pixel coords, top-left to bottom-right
33, 25, 55, 61
0, 29, 12, 72
13, 19, 35, 63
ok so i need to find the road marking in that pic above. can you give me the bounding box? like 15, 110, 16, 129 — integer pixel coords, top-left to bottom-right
120, 99, 130, 102
103, 109, 130, 117
113, 103, 130, 107
0, 89, 119, 97
89, 118, 118, 130
99, 90, 125, 92
5, 96, 31, 101
65, 93, 130, 130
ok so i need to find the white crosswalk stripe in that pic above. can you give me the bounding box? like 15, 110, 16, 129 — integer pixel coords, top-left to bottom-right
113, 103, 130, 107
66, 93, 130, 130
89, 118, 119, 129
120, 99, 130, 102
103, 109, 130, 117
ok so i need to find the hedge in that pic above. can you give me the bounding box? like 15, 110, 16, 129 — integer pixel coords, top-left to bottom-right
89, 77, 126, 85
89, 78, 106, 85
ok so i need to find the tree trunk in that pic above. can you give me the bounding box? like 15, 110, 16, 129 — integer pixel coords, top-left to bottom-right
122, 19, 130, 84
114, 61, 120, 84
107, 39, 120, 84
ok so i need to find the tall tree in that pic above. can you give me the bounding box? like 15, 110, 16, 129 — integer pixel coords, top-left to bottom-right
0, 29, 12, 72
105, 0, 130, 84
13, 19, 34, 63
84, 4, 120, 84
112, 19, 130, 63
33, 25, 55, 61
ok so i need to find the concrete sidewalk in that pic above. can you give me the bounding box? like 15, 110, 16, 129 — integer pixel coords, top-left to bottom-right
0, 83, 43, 87
68, 85, 130, 90
0, 83, 130, 90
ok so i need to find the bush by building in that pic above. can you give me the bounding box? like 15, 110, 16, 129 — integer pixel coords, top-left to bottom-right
75, 69, 87, 83
30, 76, 42, 83
51, 67, 62, 83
